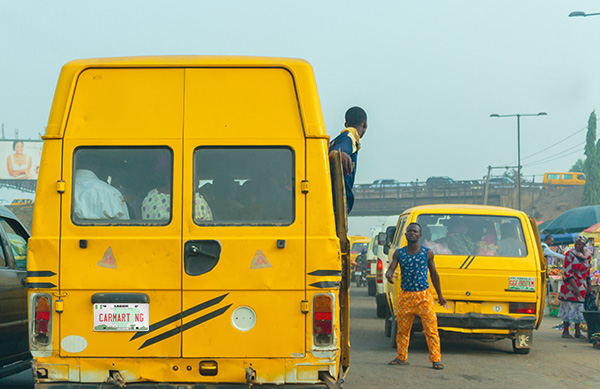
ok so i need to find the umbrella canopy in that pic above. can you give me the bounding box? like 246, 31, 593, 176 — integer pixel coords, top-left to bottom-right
540, 232, 578, 245
542, 205, 600, 234
537, 219, 553, 231
584, 222, 600, 233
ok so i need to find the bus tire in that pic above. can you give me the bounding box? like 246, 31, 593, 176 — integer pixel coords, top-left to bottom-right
390, 317, 397, 348
367, 280, 376, 296
385, 307, 392, 337
376, 299, 387, 318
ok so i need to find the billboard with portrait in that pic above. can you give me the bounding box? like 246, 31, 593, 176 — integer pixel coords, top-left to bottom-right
0, 140, 43, 180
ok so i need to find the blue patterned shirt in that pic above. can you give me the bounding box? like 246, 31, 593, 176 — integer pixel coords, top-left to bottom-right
397, 245, 430, 292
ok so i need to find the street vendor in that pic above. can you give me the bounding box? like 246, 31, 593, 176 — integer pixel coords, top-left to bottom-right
542, 235, 565, 268
559, 235, 592, 339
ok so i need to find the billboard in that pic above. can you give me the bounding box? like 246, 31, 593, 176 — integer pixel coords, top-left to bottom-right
0, 140, 43, 180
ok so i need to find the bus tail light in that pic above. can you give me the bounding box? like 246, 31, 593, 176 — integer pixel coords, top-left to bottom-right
31, 294, 52, 346
313, 294, 333, 346
376, 259, 383, 284
509, 302, 536, 314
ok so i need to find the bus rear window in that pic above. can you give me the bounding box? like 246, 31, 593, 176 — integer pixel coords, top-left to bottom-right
193, 147, 294, 226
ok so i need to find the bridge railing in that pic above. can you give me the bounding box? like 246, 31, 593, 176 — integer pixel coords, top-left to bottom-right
354, 181, 547, 201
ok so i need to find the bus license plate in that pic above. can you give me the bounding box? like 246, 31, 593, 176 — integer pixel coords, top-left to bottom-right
93, 303, 149, 331
508, 277, 535, 291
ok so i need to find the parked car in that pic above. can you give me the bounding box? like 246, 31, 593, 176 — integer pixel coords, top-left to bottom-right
0, 206, 31, 378
425, 176, 456, 186
488, 177, 515, 188
372, 179, 401, 187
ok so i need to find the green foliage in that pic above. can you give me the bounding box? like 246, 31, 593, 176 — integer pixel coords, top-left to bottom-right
570, 158, 585, 174
503, 168, 530, 184
583, 111, 600, 205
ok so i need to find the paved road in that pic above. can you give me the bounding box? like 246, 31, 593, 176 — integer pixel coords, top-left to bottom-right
3, 286, 598, 388
344, 285, 599, 388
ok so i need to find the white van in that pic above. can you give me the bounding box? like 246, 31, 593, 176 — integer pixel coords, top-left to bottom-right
373, 215, 399, 319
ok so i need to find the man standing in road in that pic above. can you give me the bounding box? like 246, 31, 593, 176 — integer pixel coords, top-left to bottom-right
328, 106, 367, 214
385, 222, 446, 370
542, 235, 565, 268
559, 235, 591, 339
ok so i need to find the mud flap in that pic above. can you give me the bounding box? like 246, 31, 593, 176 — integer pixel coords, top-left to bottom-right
514, 330, 533, 348
330, 151, 350, 377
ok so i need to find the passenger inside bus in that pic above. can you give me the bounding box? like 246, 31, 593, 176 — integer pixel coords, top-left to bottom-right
498, 223, 526, 257
73, 153, 130, 221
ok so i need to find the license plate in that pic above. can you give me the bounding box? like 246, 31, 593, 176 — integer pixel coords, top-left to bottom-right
508, 277, 535, 291
93, 303, 149, 331
355, 271, 362, 275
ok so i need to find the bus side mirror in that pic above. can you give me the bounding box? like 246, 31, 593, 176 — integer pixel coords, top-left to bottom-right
383, 226, 396, 255
377, 232, 387, 246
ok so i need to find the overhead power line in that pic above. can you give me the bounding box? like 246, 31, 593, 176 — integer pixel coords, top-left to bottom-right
500, 117, 599, 166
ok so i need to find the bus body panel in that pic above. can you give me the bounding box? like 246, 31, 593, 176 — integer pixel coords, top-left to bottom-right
29, 57, 344, 386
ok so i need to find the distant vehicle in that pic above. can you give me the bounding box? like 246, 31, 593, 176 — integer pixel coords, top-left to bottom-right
349, 235, 370, 267
425, 176, 456, 186
371, 179, 407, 187
488, 177, 515, 188
543, 172, 586, 187
457, 179, 481, 186
10, 199, 33, 206
0, 205, 31, 379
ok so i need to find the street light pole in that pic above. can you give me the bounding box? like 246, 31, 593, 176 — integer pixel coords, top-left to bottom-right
490, 112, 547, 210
569, 11, 600, 17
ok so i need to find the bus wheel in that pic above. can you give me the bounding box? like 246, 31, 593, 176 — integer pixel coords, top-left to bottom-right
367, 280, 376, 296
385, 307, 392, 337
377, 299, 387, 318
390, 317, 397, 348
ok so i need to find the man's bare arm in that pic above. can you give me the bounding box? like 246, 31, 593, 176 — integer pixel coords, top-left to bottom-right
427, 250, 447, 306
385, 250, 399, 284
329, 150, 353, 175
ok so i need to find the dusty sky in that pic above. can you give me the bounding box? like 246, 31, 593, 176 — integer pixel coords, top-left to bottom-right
2, 1, 600, 185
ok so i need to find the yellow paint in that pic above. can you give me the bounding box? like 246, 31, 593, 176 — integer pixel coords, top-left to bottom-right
29, 56, 343, 385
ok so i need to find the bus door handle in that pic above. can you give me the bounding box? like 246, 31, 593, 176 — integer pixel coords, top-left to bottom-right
189, 245, 218, 259
184, 240, 221, 276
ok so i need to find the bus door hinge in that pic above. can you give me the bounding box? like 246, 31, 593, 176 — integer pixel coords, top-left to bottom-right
301, 300, 309, 314
56, 180, 66, 194
301, 180, 309, 194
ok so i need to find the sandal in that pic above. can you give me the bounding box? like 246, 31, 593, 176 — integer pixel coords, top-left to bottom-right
388, 358, 409, 366
562, 333, 573, 339
574, 333, 586, 339
432, 362, 444, 370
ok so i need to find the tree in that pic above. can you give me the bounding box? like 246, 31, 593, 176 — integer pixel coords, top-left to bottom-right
583, 111, 600, 205
503, 168, 529, 184
570, 158, 585, 173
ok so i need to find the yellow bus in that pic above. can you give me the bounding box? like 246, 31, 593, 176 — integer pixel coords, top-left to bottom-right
385, 204, 545, 354
26, 56, 350, 387
543, 172, 586, 187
